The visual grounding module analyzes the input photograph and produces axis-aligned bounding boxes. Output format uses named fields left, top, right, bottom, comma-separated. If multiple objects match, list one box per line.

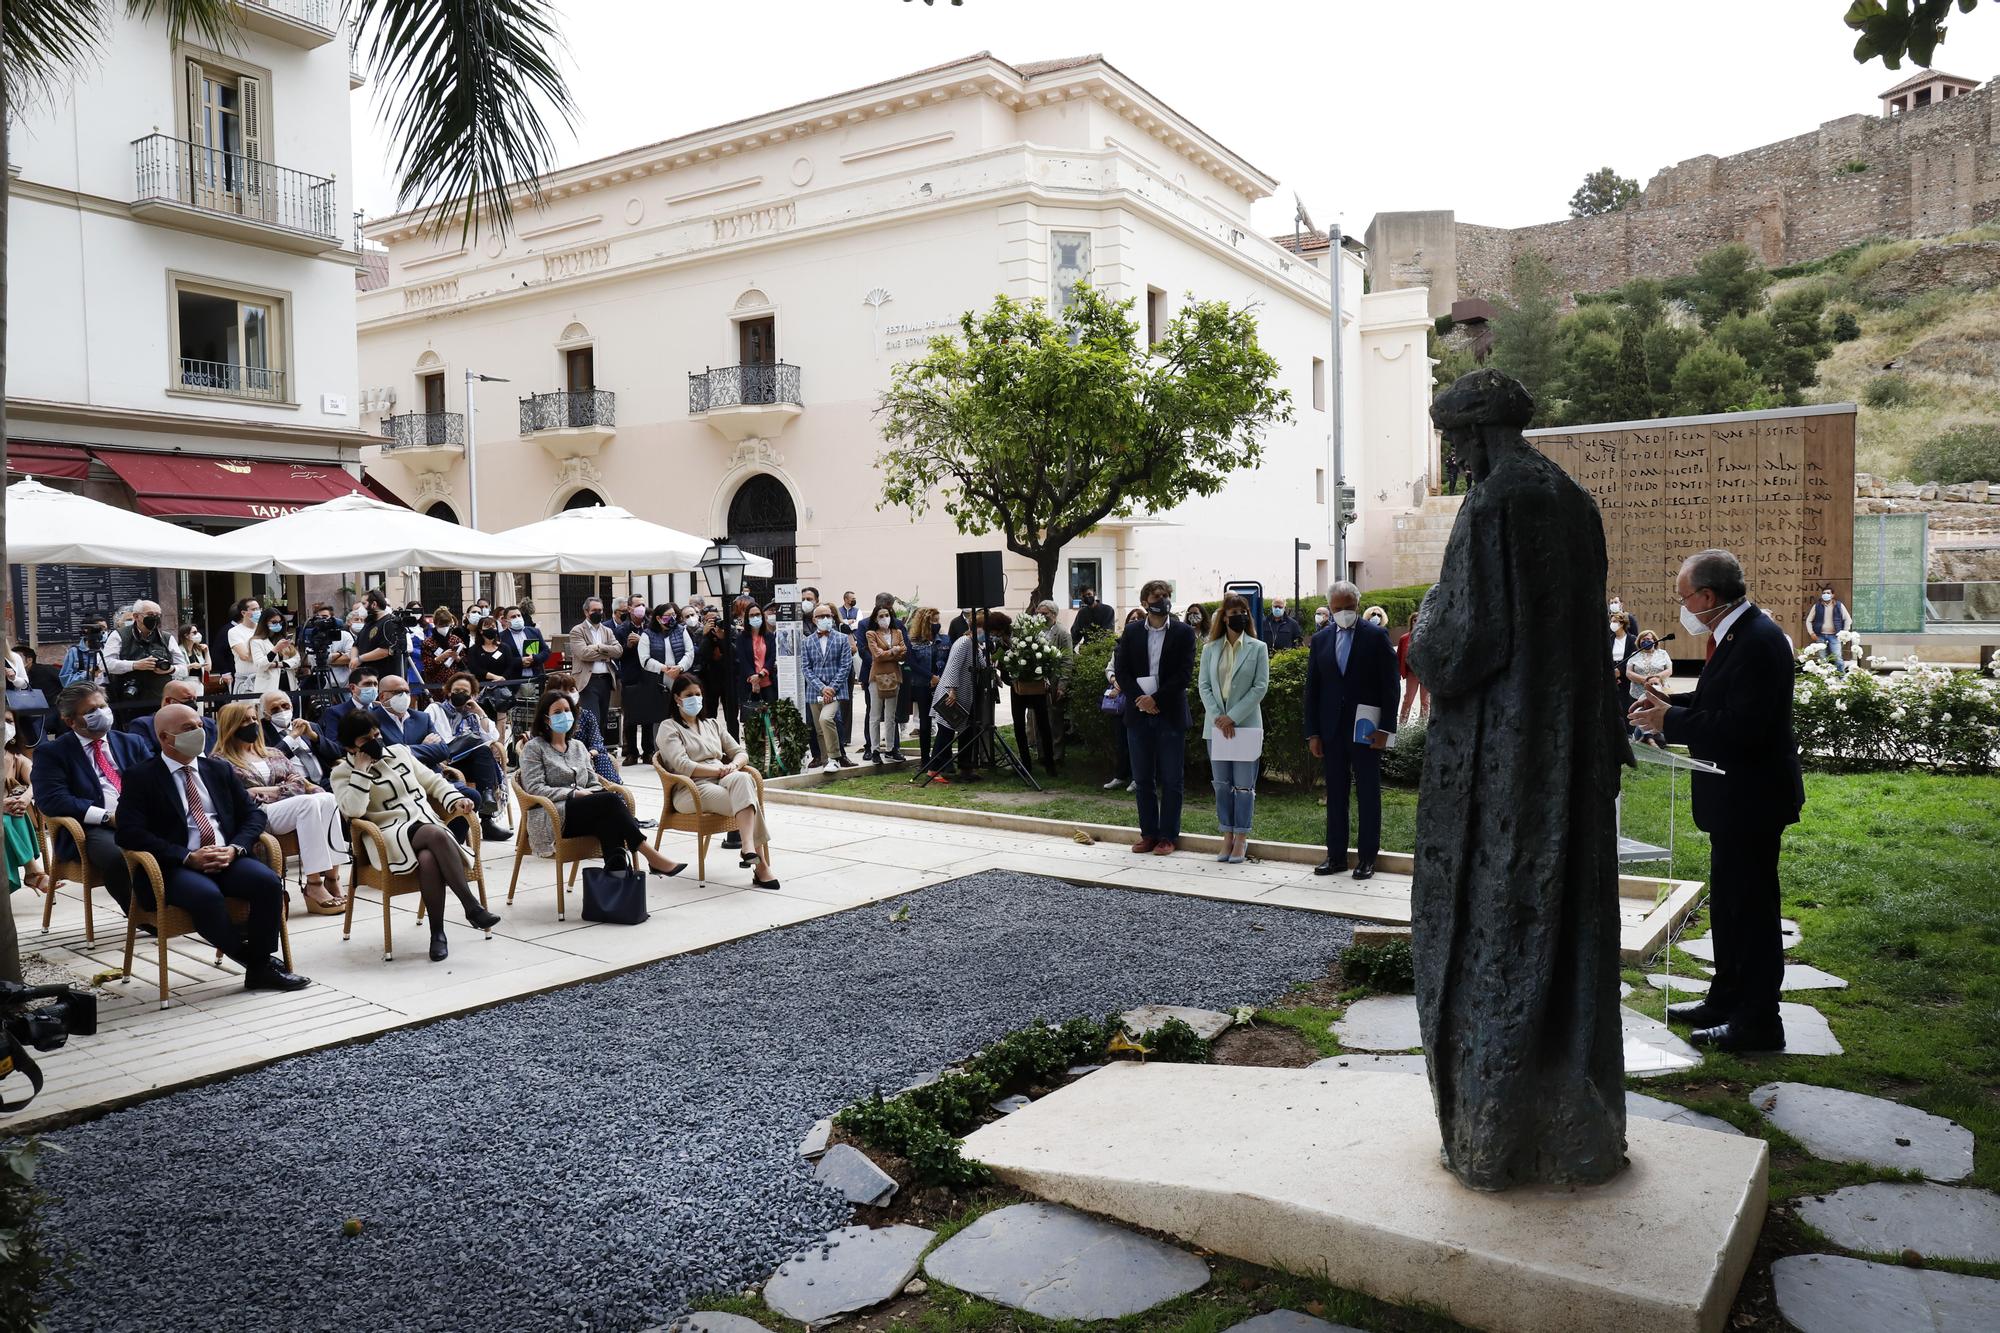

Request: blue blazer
left=370, top=703, right=439, bottom=750
left=30, top=728, right=156, bottom=860
left=113, top=754, right=267, bottom=872
left=1113, top=619, right=1198, bottom=729
left=1302, top=620, right=1401, bottom=747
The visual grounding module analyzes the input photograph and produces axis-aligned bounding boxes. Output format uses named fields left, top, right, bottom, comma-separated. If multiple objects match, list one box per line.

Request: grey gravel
left=37, top=870, right=1350, bottom=1332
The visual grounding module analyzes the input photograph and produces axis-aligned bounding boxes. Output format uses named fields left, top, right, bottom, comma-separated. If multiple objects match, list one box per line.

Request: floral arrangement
left=995, top=627, right=1066, bottom=689
left=1793, top=642, right=2000, bottom=773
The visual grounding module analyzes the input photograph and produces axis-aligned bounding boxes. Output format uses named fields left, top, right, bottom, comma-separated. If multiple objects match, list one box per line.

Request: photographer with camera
left=354, top=590, right=413, bottom=685
left=0, top=976, right=97, bottom=1110
left=106, top=601, right=187, bottom=711
left=59, top=616, right=112, bottom=690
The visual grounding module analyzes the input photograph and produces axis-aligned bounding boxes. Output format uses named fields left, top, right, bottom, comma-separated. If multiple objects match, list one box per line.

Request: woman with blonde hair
left=214, top=699, right=351, bottom=913
left=1362, top=605, right=1390, bottom=630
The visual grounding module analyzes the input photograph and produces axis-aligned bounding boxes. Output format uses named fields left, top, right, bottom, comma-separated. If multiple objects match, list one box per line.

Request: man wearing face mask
left=1069, top=587, right=1115, bottom=649
left=568, top=596, right=623, bottom=735
left=354, top=590, right=412, bottom=685
left=1607, top=595, right=1642, bottom=643
left=1261, top=599, right=1304, bottom=653
left=106, top=600, right=188, bottom=710
left=312, top=672, right=381, bottom=768
left=1629, top=549, right=1803, bottom=1053
left=1304, top=581, right=1400, bottom=879
left=499, top=605, right=550, bottom=680
left=258, top=689, right=326, bottom=786
left=31, top=684, right=149, bottom=914
left=1806, top=584, right=1851, bottom=674
left=124, top=678, right=215, bottom=758
left=60, top=616, right=114, bottom=691
left=370, top=675, right=510, bottom=842
left=801, top=602, right=854, bottom=771
left=1113, top=579, right=1197, bottom=855
left=1313, top=606, right=1332, bottom=635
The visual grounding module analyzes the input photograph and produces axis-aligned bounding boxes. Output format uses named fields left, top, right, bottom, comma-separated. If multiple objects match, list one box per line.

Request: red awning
left=93, top=449, right=367, bottom=520
left=5, top=441, right=92, bottom=480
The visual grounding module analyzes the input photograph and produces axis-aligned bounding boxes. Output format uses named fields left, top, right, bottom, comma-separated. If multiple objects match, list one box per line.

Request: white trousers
left=261, top=792, right=352, bottom=876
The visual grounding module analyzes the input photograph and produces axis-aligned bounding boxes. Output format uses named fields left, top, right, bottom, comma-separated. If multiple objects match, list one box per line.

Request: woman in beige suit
left=656, top=674, right=778, bottom=889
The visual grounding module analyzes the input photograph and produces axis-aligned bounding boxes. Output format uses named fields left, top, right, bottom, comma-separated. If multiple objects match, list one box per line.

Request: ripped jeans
left=1208, top=755, right=1258, bottom=835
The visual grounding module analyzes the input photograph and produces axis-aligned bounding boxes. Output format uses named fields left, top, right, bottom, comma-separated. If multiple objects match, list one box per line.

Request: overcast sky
left=347, top=0, right=2000, bottom=237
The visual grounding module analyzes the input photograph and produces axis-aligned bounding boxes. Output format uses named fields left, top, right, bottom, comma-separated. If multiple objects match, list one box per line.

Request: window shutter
left=185, top=59, right=203, bottom=146
left=238, top=74, right=265, bottom=213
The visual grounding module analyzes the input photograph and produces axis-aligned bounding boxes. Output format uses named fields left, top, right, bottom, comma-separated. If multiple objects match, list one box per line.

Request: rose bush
left=1793, top=643, right=1999, bottom=773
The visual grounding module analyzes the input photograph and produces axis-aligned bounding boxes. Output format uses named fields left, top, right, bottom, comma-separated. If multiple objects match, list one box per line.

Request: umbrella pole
left=25, top=563, right=38, bottom=653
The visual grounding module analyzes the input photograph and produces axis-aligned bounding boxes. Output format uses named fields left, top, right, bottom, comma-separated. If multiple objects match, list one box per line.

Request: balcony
left=233, top=0, right=337, bottom=49
left=348, top=29, right=365, bottom=88
left=178, top=358, right=286, bottom=404
left=519, top=389, right=616, bottom=460
left=378, top=411, right=465, bottom=474
left=131, top=134, right=341, bottom=254
left=688, top=363, right=803, bottom=442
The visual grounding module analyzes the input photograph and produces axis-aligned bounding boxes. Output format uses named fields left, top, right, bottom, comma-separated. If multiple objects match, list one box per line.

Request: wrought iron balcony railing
left=133, top=133, right=339, bottom=242
left=688, top=363, right=802, bottom=414
left=380, top=411, right=465, bottom=450
left=520, top=389, right=616, bottom=434
left=245, top=0, right=335, bottom=28
left=178, top=357, right=286, bottom=402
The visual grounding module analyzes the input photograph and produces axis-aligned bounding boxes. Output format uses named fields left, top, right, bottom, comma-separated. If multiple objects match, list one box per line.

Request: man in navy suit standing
left=1630, top=548, right=1804, bottom=1052
left=32, top=683, right=151, bottom=912
left=1303, top=581, right=1400, bottom=879
left=113, top=702, right=309, bottom=992
left=1113, top=578, right=1198, bottom=856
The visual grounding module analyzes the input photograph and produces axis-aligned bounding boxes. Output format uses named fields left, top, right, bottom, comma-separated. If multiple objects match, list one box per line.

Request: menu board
left=1527, top=406, right=1855, bottom=663
left=10, top=564, right=160, bottom=644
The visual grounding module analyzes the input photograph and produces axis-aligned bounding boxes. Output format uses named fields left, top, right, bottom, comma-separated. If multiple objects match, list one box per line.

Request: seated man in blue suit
left=32, top=683, right=150, bottom=912
left=122, top=678, right=215, bottom=757
left=1303, top=580, right=1400, bottom=881
left=371, top=674, right=510, bottom=842
left=114, top=702, right=309, bottom=993
left=312, top=671, right=380, bottom=769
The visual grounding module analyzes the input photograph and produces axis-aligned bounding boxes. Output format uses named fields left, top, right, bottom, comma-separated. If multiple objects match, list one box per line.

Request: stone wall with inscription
left=1527, top=405, right=1856, bottom=663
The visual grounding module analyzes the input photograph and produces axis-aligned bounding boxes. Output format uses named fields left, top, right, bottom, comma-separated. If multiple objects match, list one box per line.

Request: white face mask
left=1679, top=602, right=1717, bottom=638
left=815, top=618, right=833, bottom=634
left=1332, top=609, right=1359, bottom=629
left=1821, top=591, right=1833, bottom=602
left=269, top=710, right=293, bottom=730
left=1608, top=600, right=1622, bottom=613
left=800, top=599, right=816, bottom=614
left=1610, top=621, right=1623, bottom=634
left=876, top=614, right=891, bottom=627
left=385, top=693, right=412, bottom=714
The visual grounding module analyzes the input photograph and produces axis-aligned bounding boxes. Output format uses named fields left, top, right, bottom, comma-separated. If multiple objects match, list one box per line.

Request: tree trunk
left=1029, top=544, right=1062, bottom=611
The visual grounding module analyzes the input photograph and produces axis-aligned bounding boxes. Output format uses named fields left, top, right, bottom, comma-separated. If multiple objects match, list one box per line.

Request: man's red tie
left=93, top=740, right=122, bottom=792
left=181, top=765, right=217, bottom=848
left=1705, top=635, right=1716, bottom=661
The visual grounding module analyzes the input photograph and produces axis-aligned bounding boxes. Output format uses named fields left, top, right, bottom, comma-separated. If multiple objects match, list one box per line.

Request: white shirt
left=242, top=634, right=301, bottom=696
left=162, top=752, right=221, bottom=850
left=227, top=623, right=257, bottom=680
left=327, top=628, right=358, bottom=685
left=425, top=698, right=499, bottom=744
left=639, top=627, right=698, bottom=676
left=1145, top=620, right=1167, bottom=680
left=580, top=622, right=616, bottom=675
left=1710, top=601, right=1753, bottom=647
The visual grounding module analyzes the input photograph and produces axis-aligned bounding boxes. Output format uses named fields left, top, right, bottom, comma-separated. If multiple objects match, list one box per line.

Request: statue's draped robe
left=1409, top=446, right=1633, bottom=1191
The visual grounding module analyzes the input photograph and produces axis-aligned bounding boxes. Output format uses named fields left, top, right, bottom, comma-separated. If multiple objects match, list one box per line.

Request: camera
left=1, top=979, right=98, bottom=1113
left=300, top=612, right=342, bottom=684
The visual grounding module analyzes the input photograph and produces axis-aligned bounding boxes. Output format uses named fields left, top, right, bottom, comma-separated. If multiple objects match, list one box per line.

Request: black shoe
left=722, top=831, right=742, bottom=850
left=751, top=873, right=782, bottom=892
left=1351, top=860, right=1376, bottom=881
left=243, top=963, right=311, bottom=993
left=1690, top=1021, right=1786, bottom=1053
left=429, top=931, right=449, bottom=963
left=635, top=817, right=656, bottom=830
left=1667, top=1001, right=1724, bottom=1027
left=1313, top=858, right=1344, bottom=876
left=464, top=902, right=501, bottom=932
left=481, top=819, right=513, bottom=842
left=649, top=861, right=685, bottom=878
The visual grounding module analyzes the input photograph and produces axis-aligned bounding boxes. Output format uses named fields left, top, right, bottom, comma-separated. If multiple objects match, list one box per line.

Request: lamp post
left=697, top=538, right=748, bottom=600
left=1328, top=222, right=1348, bottom=583
left=464, top=369, right=508, bottom=603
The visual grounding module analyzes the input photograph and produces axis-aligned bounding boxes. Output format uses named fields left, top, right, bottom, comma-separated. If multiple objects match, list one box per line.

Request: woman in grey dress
left=519, top=688, right=682, bottom=876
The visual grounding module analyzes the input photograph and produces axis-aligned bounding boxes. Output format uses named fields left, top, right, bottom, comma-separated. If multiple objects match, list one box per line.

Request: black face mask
left=451, top=691, right=472, bottom=706
left=1081, top=595, right=1094, bottom=606
left=587, top=611, right=603, bottom=625
left=235, top=722, right=259, bottom=742
left=141, top=614, right=160, bottom=632
left=358, top=737, right=385, bottom=760
left=1226, top=613, right=1250, bottom=633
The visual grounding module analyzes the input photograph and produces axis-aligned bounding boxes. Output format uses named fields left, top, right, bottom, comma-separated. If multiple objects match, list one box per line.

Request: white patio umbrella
left=6, top=477, right=274, bottom=573
left=495, top=505, right=774, bottom=577
left=212, top=492, right=558, bottom=575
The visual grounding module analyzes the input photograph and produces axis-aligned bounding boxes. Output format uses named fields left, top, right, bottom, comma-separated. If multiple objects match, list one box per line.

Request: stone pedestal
left=961, top=1064, right=1767, bottom=1333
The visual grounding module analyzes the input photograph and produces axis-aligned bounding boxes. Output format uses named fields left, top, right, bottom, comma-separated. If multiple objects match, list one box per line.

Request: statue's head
left=1431, top=369, right=1535, bottom=483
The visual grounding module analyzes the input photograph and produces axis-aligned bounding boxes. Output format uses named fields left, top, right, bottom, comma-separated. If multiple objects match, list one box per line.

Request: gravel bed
left=36, top=870, right=1352, bottom=1332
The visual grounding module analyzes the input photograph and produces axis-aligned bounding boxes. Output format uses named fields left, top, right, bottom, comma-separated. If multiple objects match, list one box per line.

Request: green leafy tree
left=1689, top=244, right=1772, bottom=328
left=876, top=284, right=1292, bottom=606
left=1489, top=251, right=1564, bottom=410
left=1612, top=320, right=1653, bottom=420
left=1642, top=322, right=1700, bottom=407
left=1618, top=276, right=1668, bottom=332
left=1568, top=166, right=1641, bottom=218
left=1768, top=284, right=1832, bottom=393
left=1672, top=341, right=1760, bottom=415
left=1846, top=0, right=1982, bottom=69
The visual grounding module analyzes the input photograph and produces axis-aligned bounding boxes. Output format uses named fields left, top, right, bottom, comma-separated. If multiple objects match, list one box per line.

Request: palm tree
left=0, top=0, right=574, bottom=979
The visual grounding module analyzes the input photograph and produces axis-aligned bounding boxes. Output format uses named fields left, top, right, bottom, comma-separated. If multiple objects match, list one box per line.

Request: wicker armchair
left=650, top=756, right=765, bottom=881
left=119, top=834, right=292, bottom=1009
left=39, top=811, right=109, bottom=942
left=341, top=802, right=487, bottom=962
left=506, top=776, right=633, bottom=920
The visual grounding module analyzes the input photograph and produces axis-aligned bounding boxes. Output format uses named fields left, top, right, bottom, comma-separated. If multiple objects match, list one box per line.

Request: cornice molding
left=12, top=177, right=362, bottom=266
left=7, top=396, right=373, bottom=452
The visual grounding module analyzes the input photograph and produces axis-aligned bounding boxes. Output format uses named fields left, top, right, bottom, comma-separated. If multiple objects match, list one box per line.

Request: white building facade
left=6, top=0, right=371, bottom=642
left=356, top=53, right=1436, bottom=618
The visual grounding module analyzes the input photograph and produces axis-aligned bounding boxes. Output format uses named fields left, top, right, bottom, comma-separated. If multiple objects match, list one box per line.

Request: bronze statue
left=1409, top=369, right=1633, bottom=1192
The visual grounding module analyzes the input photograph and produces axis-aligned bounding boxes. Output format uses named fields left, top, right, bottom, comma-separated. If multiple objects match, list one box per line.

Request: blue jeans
left=1125, top=717, right=1186, bottom=842
left=1209, top=755, right=1258, bottom=835
left=1817, top=633, right=1846, bottom=673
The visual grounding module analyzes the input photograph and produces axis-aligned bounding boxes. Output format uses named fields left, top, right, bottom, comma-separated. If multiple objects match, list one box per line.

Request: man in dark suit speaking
left=1630, top=548, right=1803, bottom=1052
left=1304, top=580, right=1400, bottom=880
left=113, top=702, right=311, bottom=994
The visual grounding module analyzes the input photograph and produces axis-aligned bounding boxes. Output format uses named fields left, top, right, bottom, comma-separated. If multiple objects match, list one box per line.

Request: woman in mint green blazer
left=1198, top=593, right=1271, bottom=863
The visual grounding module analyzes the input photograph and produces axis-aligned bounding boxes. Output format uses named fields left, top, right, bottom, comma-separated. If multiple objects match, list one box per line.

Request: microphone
left=1654, top=632, right=1675, bottom=643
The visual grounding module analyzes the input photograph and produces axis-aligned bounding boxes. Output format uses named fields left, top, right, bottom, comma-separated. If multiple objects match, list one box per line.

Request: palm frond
left=350, top=0, right=577, bottom=243
left=126, top=0, right=239, bottom=51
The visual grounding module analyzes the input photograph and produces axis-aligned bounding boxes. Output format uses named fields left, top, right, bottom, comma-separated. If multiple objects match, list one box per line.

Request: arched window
left=558, top=489, right=611, bottom=615
left=419, top=503, right=463, bottom=612
left=727, top=474, right=796, bottom=603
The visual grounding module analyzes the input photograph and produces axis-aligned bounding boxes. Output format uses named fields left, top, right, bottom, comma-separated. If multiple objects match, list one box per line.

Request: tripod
left=914, top=617, right=1041, bottom=792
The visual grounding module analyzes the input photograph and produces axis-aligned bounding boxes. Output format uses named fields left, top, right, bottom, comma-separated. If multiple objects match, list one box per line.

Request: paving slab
left=1771, top=1253, right=2000, bottom=1333
left=1627, top=1091, right=1744, bottom=1137
left=1225, top=1311, right=1366, bottom=1333
left=1779, top=1002, right=1844, bottom=1056
left=924, top=1201, right=1210, bottom=1320
left=1646, top=972, right=1710, bottom=995
left=1679, top=919, right=1801, bottom=964
left=675, top=1314, right=770, bottom=1333
left=813, top=1143, right=899, bottom=1206
left=1122, top=1004, right=1236, bottom=1042
left=1622, top=1005, right=1703, bottom=1078
left=798, top=1118, right=831, bottom=1159
left=764, top=1224, right=934, bottom=1324
left=1794, top=1182, right=2000, bottom=1263
left=991, top=1095, right=1031, bottom=1115
left=1308, top=1053, right=1428, bottom=1075
left=1331, top=994, right=1421, bottom=1052
left=1750, top=1082, right=1974, bottom=1181
left=1779, top=963, right=1848, bottom=991
left=963, top=1063, right=1768, bottom=1333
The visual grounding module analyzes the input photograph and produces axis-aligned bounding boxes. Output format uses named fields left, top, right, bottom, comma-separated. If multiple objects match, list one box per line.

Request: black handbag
left=580, top=866, right=649, bottom=925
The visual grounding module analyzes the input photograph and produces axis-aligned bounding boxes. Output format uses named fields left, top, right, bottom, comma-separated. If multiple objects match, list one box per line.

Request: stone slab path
left=813, top=1143, right=898, bottom=1207
left=1309, top=1053, right=1428, bottom=1075
left=923, top=1202, right=1210, bottom=1320
left=1772, top=1253, right=2000, bottom=1333
left=1778, top=1002, right=1845, bottom=1055
left=1226, top=1312, right=1367, bottom=1333
left=1751, top=1082, right=1974, bottom=1180
left=764, top=1224, right=934, bottom=1323
left=1331, top=994, right=1421, bottom=1051
left=1122, top=1004, right=1236, bottom=1041
left=1627, top=1091, right=1743, bottom=1136
left=1795, top=1182, right=2000, bottom=1264
left=1621, top=1004, right=1702, bottom=1077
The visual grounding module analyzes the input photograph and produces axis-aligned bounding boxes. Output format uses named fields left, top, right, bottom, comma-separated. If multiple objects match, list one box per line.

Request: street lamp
left=462, top=369, right=509, bottom=532
left=697, top=538, right=748, bottom=599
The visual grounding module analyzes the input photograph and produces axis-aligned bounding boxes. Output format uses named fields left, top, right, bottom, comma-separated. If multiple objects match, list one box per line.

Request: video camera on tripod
left=0, top=980, right=98, bottom=1113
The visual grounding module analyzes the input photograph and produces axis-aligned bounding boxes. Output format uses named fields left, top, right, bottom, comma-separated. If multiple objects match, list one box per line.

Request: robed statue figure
left=1409, top=369, right=1634, bottom=1192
